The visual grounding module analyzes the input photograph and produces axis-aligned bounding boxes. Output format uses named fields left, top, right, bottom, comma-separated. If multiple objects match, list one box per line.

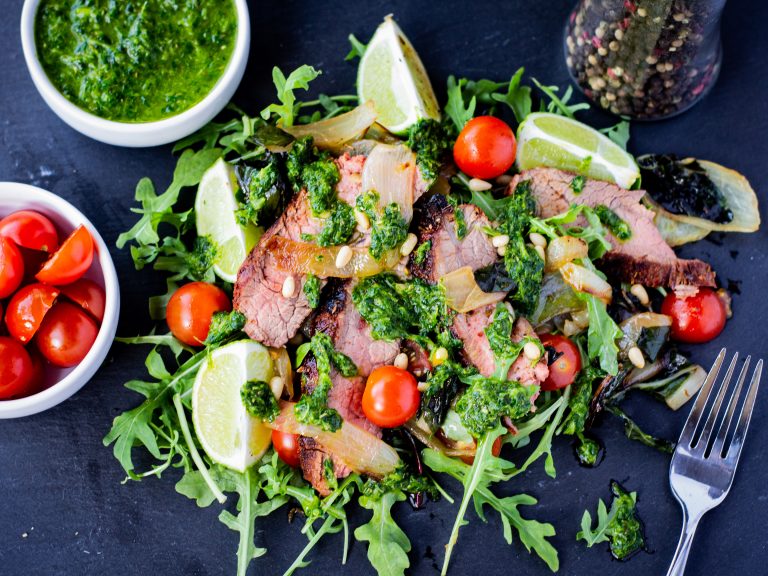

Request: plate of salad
left=102, top=14, right=761, bottom=576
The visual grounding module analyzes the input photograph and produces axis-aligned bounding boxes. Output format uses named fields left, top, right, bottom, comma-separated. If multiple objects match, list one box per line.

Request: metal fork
left=666, top=348, right=763, bottom=576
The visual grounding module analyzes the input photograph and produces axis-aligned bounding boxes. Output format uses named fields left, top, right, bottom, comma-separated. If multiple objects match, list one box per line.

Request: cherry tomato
left=272, top=429, right=301, bottom=468
left=5, top=283, right=60, bottom=344
left=362, top=366, right=420, bottom=428
left=661, top=288, right=726, bottom=344
left=18, top=246, right=51, bottom=284
left=36, top=224, right=94, bottom=285
left=0, top=237, right=25, bottom=299
left=453, top=116, right=517, bottom=179
left=60, top=278, right=106, bottom=323
left=0, top=210, right=59, bottom=252
left=36, top=302, right=99, bottom=367
left=539, top=333, right=582, bottom=391
left=166, top=282, right=231, bottom=346
left=0, top=336, right=35, bottom=399
left=460, top=436, right=502, bottom=465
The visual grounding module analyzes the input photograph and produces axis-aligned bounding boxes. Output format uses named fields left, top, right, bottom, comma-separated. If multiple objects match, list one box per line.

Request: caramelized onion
left=545, top=236, right=588, bottom=271
left=282, top=102, right=377, bottom=153
left=559, top=262, right=612, bottom=304
left=268, top=402, right=400, bottom=478
left=440, top=266, right=507, bottom=313
left=269, top=347, right=294, bottom=399
left=361, top=143, right=418, bottom=223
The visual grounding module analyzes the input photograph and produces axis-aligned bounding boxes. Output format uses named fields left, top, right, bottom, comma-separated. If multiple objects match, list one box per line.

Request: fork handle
left=666, top=510, right=703, bottom=576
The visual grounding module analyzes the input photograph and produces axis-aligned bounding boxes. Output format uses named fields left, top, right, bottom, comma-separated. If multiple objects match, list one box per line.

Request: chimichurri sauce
left=35, top=0, right=238, bottom=123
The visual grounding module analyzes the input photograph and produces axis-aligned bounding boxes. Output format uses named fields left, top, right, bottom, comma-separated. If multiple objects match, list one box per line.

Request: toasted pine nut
left=433, top=347, right=449, bottom=366
left=630, top=283, right=650, bottom=306
left=282, top=276, right=296, bottom=298
left=354, top=209, right=371, bottom=231
left=534, top=245, right=546, bottom=262
left=393, top=353, right=409, bottom=370
left=628, top=346, right=645, bottom=369
left=491, top=234, right=510, bottom=248
left=335, top=245, right=353, bottom=268
left=529, top=232, right=548, bottom=248
left=400, top=233, right=418, bottom=256
left=468, top=178, right=492, bottom=192
left=417, top=381, right=430, bottom=392
left=497, top=245, right=507, bottom=257
left=496, top=174, right=513, bottom=186
left=269, top=376, right=284, bottom=394
left=524, top=342, right=541, bottom=361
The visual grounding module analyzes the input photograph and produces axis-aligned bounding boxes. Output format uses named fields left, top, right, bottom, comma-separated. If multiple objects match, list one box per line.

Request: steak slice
left=508, top=168, right=715, bottom=288
left=451, top=303, right=549, bottom=386
left=409, top=194, right=498, bottom=283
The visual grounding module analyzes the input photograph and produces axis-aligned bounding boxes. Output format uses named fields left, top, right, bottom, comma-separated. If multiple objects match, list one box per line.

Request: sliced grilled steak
left=508, top=168, right=715, bottom=288
left=409, top=194, right=498, bottom=283
left=451, top=303, right=549, bottom=386
left=298, top=436, right=351, bottom=496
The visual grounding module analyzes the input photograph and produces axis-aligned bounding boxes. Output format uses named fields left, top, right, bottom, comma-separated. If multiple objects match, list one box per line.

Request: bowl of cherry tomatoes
left=0, top=182, right=119, bottom=418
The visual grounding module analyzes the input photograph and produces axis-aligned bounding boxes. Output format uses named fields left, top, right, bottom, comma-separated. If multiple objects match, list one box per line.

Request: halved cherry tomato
left=661, top=288, right=726, bottom=344
left=362, top=366, right=420, bottom=428
left=0, top=237, right=24, bottom=299
left=18, top=246, right=50, bottom=284
left=5, top=283, right=60, bottom=344
left=272, top=429, right=301, bottom=468
left=453, top=116, right=517, bottom=180
left=60, top=278, right=106, bottom=323
left=36, top=224, right=94, bottom=285
left=166, top=282, right=231, bottom=346
left=36, top=302, right=99, bottom=367
left=0, top=210, right=59, bottom=252
left=460, top=436, right=502, bottom=465
left=0, top=336, right=35, bottom=399
left=539, top=333, right=582, bottom=391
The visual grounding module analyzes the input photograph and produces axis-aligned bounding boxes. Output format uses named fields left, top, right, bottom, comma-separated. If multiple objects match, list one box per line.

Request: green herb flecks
left=578, top=481, right=645, bottom=561
left=559, top=365, right=605, bottom=437
left=241, top=380, right=280, bottom=422
left=234, top=158, right=287, bottom=227
left=405, top=118, right=454, bottom=182
left=455, top=376, right=537, bottom=439
left=205, top=311, right=246, bottom=346
left=316, top=201, right=356, bottom=246
left=595, top=205, right=632, bottom=241
left=356, top=191, right=409, bottom=260
left=570, top=175, right=586, bottom=194
left=303, top=274, right=322, bottom=309
left=413, top=240, right=431, bottom=266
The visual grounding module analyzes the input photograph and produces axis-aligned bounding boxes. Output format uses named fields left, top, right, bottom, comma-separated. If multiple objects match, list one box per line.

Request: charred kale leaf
left=234, top=156, right=288, bottom=227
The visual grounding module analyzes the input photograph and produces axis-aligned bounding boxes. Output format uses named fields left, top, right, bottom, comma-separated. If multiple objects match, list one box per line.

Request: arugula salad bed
left=105, top=16, right=757, bottom=576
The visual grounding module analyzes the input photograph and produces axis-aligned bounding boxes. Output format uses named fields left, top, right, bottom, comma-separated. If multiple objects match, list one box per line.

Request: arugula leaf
left=260, top=65, right=322, bottom=127
left=531, top=79, right=590, bottom=118
left=600, top=120, right=631, bottom=150
left=585, top=293, right=622, bottom=376
left=607, top=405, right=675, bottom=453
left=491, top=67, right=532, bottom=125
left=512, top=387, right=571, bottom=479
left=345, top=33, right=367, bottom=61
left=470, top=188, right=511, bottom=222
left=445, top=76, right=476, bottom=132
left=354, top=490, right=412, bottom=576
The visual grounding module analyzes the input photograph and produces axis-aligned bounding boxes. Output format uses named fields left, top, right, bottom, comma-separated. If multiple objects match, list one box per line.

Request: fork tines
left=677, top=348, right=763, bottom=463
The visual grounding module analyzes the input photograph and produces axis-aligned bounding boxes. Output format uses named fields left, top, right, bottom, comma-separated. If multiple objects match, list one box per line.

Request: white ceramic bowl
left=20, top=0, right=250, bottom=148
left=0, top=183, right=120, bottom=419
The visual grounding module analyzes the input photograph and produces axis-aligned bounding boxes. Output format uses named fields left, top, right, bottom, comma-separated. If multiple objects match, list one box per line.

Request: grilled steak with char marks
left=409, top=194, right=497, bottom=283
left=507, top=168, right=715, bottom=288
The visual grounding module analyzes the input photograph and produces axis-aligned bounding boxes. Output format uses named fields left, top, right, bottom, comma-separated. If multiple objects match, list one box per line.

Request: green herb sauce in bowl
left=35, top=0, right=238, bottom=123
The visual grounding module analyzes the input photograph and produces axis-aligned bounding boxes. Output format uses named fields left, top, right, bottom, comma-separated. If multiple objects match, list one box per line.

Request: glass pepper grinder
left=564, top=0, right=727, bottom=120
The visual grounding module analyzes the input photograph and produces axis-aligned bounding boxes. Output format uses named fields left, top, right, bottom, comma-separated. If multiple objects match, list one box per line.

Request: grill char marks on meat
left=508, top=168, right=715, bottom=288
left=409, top=194, right=497, bottom=283
left=297, top=279, right=398, bottom=495
left=451, top=303, right=549, bottom=386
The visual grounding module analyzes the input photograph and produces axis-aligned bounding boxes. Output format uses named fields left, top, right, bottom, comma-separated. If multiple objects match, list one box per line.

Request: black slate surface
left=1, top=1, right=767, bottom=575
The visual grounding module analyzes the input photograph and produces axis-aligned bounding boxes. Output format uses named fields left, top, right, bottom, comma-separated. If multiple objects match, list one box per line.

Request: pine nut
left=468, top=178, right=492, bottom=192
left=400, top=233, right=418, bottom=256
left=335, top=245, right=353, bottom=268
left=433, top=347, right=449, bottom=366
left=529, top=232, right=548, bottom=248
left=628, top=346, right=645, bottom=369
left=496, top=174, right=513, bottom=186
left=491, top=234, right=510, bottom=248
left=524, top=342, right=541, bottom=361
left=282, top=276, right=296, bottom=298
left=630, top=283, right=650, bottom=306
left=393, top=353, right=409, bottom=370
left=354, top=209, right=371, bottom=231
left=497, top=245, right=507, bottom=257
left=534, top=245, right=546, bottom=262
left=417, top=381, right=430, bottom=392
left=269, top=376, right=284, bottom=394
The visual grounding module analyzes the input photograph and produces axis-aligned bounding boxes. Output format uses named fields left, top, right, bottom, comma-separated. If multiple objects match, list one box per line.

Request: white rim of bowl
left=19, top=0, right=250, bottom=138
left=0, top=183, right=120, bottom=418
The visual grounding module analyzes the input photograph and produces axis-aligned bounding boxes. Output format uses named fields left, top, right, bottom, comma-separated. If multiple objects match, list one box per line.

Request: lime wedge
left=192, top=340, right=279, bottom=472
left=516, top=112, right=640, bottom=189
left=195, top=158, right=261, bottom=282
left=357, top=15, right=440, bottom=134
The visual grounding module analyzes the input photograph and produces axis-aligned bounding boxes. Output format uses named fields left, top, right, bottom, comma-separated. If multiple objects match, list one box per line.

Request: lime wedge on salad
left=192, top=340, right=279, bottom=472
left=357, top=15, right=440, bottom=134
left=516, top=112, right=640, bottom=189
left=195, top=158, right=261, bottom=283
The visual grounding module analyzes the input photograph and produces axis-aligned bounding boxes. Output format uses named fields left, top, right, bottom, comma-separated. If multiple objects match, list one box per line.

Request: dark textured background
left=1, top=1, right=767, bottom=575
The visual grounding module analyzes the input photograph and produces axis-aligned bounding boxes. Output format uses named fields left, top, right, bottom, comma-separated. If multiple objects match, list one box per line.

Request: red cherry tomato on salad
left=36, top=224, right=94, bottom=285
left=460, top=436, right=502, bottom=465
left=661, top=288, right=726, bottom=344
left=272, top=429, right=301, bottom=468
left=0, top=210, right=59, bottom=252
left=0, top=336, right=35, bottom=399
left=166, top=282, right=231, bottom=347
left=453, top=116, right=517, bottom=179
left=539, top=333, right=582, bottom=391
left=0, top=237, right=25, bottom=299
left=60, top=278, right=106, bottom=323
left=36, top=301, right=99, bottom=367
left=5, top=283, right=60, bottom=344
left=362, top=366, right=420, bottom=428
